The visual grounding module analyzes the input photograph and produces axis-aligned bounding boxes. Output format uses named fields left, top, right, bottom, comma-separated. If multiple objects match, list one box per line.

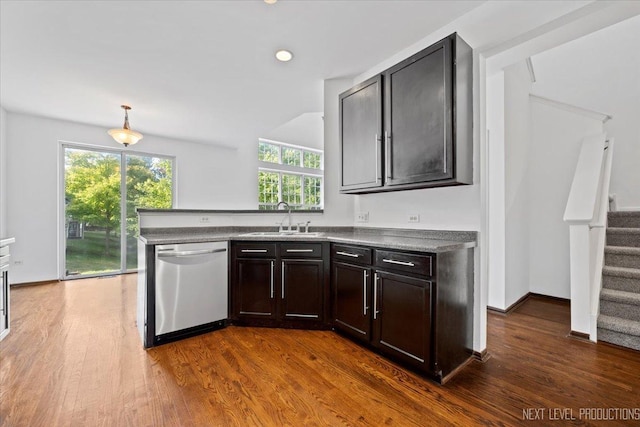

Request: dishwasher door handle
left=157, top=248, right=227, bottom=258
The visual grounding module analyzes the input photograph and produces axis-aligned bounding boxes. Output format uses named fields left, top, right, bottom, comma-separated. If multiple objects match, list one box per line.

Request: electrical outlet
left=356, top=212, right=369, bottom=223
left=200, top=216, right=210, bottom=223
left=408, top=213, right=420, bottom=223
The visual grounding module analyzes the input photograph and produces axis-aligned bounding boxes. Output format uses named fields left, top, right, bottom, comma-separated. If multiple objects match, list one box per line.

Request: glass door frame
left=59, top=141, right=175, bottom=280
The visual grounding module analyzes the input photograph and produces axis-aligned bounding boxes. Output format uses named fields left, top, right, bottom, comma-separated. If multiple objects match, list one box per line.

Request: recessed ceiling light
left=264, top=0, right=277, bottom=4
left=275, top=49, right=293, bottom=62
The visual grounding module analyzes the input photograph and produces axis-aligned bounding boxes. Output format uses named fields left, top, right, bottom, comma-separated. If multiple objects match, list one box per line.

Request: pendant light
left=108, top=105, right=143, bottom=147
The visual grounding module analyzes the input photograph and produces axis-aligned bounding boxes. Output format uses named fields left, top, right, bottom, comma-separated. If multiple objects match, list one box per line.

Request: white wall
left=322, top=79, right=356, bottom=226
left=606, top=95, right=640, bottom=210
left=6, top=105, right=352, bottom=283
left=504, top=62, right=532, bottom=308
left=529, top=99, right=603, bottom=298
left=486, top=71, right=506, bottom=309
left=5, top=112, right=246, bottom=283
left=0, top=107, right=7, bottom=238
left=486, top=61, right=533, bottom=310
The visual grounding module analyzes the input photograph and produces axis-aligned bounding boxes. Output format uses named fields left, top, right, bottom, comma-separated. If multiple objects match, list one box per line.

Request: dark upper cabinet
left=384, top=38, right=452, bottom=186
left=339, top=33, right=472, bottom=194
left=339, top=75, right=383, bottom=192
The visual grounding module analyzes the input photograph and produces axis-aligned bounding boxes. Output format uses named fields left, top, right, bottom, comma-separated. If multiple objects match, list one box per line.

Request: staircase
left=598, top=211, right=640, bottom=351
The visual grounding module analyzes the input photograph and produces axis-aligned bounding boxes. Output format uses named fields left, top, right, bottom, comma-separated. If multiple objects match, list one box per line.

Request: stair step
left=598, top=315, right=640, bottom=337
left=609, top=211, right=640, bottom=228
left=598, top=314, right=640, bottom=351
left=603, top=266, right=640, bottom=293
left=607, top=227, right=640, bottom=248
left=600, top=288, right=640, bottom=322
left=597, top=328, right=640, bottom=351
left=604, top=246, right=640, bottom=269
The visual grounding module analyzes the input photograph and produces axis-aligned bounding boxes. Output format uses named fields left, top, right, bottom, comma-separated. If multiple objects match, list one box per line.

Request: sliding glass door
left=63, top=145, right=173, bottom=278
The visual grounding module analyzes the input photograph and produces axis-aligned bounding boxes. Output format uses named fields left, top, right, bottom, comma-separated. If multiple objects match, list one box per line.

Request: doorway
left=62, top=145, right=173, bottom=278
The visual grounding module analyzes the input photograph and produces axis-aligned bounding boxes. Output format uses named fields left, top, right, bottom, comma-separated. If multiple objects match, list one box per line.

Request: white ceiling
left=0, top=0, right=484, bottom=148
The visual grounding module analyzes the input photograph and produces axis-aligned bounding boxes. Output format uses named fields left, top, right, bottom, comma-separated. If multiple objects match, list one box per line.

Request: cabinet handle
left=363, top=270, right=369, bottom=316
left=373, top=273, right=379, bottom=320
left=281, top=262, right=285, bottom=299
left=384, top=131, right=392, bottom=181
left=375, top=133, right=381, bottom=182
left=382, top=258, right=415, bottom=267
left=336, top=251, right=360, bottom=258
left=242, top=249, right=268, bottom=253
left=270, top=261, right=274, bottom=299
left=286, top=249, right=314, bottom=253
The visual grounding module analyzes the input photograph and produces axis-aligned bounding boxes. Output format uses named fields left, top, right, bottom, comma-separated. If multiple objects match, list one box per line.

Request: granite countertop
left=139, top=227, right=476, bottom=253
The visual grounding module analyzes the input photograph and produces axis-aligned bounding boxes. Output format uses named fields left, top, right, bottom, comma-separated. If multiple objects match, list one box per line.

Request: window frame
left=257, top=138, right=324, bottom=210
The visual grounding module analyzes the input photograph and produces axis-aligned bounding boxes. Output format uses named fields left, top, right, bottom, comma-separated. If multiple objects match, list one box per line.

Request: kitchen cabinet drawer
left=235, top=243, right=277, bottom=258
left=279, top=243, right=322, bottom=258
left=332, top=244, right=372, bottom=265
left=375, top=250, right=432, bottom=277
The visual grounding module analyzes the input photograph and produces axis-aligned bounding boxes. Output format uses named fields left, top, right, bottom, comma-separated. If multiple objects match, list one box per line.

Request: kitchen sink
left=238, top=231, right=323, bottom=237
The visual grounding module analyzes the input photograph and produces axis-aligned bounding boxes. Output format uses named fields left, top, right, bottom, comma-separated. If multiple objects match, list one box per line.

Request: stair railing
left=564, top=133, right=614, bottom=341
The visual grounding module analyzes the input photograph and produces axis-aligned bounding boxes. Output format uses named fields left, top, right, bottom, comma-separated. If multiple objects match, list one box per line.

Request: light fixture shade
left=108, top=128, right=143, bottom=146
left=108, top=104, right=143, bottom=147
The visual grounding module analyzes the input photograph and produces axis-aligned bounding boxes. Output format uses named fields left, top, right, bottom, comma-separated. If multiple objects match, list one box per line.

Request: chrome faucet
left=276, top=201, right=292, bottom=232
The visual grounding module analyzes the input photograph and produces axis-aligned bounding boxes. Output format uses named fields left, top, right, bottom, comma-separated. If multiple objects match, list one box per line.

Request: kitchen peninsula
left=137, top=209, right=476, bottom=384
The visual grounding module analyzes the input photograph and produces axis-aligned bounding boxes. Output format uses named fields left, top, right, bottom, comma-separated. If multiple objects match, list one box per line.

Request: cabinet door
left=339, top=75, right=383, bottom=192
left=384, top=37, right=453, bottom=186
left=332, top=262, right=371, bottom=342
left=281, top=259, right=323, bottom=321
left=373, top=270, right=432, bottom=372
left=0, top=271, right=6, bottom=334
left=234, top=258, right=276, bottom=319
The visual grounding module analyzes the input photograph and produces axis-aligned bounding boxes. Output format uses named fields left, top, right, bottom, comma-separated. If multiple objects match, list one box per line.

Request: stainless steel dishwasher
left=154, top=241, right=228, bottom=340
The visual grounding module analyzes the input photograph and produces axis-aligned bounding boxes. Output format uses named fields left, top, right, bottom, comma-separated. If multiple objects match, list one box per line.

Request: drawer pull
left=382, top=259, right=415, bottom=267
left=241, top=249, right=268, bottom=253
left=336, top=251, right=360, bottom=258
left=286, top=249, right=314, bottom=253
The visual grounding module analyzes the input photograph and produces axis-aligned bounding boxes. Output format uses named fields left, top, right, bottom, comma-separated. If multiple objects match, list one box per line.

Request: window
left=257, top=139, right=323, bottom=210
left=63, top=145, right=174, bottom=278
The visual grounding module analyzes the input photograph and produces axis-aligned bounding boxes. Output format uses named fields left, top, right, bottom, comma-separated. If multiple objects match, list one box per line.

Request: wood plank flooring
left=1, top=275, right=639, bottom=426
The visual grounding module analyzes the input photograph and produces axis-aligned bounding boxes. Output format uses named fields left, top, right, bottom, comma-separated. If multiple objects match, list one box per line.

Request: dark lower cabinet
left=231, top=242, right=328, bottom=328
left=235, top=258, right=275, bottom=318
left=281, top=259, right=323, bottom=320
left=331, top=243, right=473, bottom=384
left=372, top=270, right=431, bottom=372
left=332, top=262, right=372, bottom=343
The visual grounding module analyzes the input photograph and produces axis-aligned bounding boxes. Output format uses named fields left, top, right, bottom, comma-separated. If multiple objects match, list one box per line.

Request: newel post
left=568, top=223, right=591, bottom=337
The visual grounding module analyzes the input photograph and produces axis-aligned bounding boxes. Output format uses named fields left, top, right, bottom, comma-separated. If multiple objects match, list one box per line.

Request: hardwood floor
left=1, top=276, right=639, bottom=426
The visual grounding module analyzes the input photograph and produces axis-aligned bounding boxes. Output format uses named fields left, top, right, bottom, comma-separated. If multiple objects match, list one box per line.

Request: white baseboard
left=617, top=206, right=640, bottom=212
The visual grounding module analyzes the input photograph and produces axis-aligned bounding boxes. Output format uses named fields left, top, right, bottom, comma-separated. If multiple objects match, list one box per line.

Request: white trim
left=616, top=206, right=640, bottom=212
left=525, top=57, right=536, bottom=83
left=530, top=95, right=612, bottom=123
left=259, top=137, right=323, bottom=153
